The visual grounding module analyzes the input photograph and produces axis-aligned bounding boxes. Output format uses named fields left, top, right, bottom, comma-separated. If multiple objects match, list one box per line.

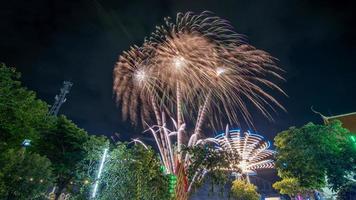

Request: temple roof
left=322, top=112, right=356, bottom=133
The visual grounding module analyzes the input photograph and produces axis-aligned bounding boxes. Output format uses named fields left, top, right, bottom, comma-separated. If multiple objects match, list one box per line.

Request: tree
left=337, top=181, right=356, bottom=200
left=184, top=145, right=241, bottom=194
left=274, top=120, right=356, bottom=191
left=273, top=177, right=306, bottom=198
left=230, top=179, right=260, bottom=200
left=72, top=135, right=110, bottom=199
left=97, top=143, right=170, bottom=200
left=0, top=149, right=54, bottom=200
left=37, top=115, right=89, bottom=196
left=0, top=63, right=49, bottom=152
left=0, top=63, right=99, bottom=198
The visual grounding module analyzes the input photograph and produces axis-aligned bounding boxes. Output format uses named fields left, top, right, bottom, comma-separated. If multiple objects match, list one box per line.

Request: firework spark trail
left=113, top=11, right=285, bottom=197
left=162, top=112, right=176, bottom=172
left=150, top=95, right=172, bottom=167
left=114, top=12, right=283, bottom=130
left=192, top=90, right=212, bottom=143
left=176, top=83, right=183, bottom=160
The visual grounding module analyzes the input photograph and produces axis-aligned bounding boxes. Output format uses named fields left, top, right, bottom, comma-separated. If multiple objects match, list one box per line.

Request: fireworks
left=113, top=11, right=285, bottom=198
left=114, top=11, right=285, bottom=129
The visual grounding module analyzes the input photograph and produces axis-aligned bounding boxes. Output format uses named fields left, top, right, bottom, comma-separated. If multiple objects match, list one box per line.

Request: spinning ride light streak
left=214, top=126, right=275, bottom=175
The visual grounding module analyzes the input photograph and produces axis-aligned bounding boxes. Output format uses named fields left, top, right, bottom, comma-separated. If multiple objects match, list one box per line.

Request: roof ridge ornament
left=311, top=106, right=327, bottom=120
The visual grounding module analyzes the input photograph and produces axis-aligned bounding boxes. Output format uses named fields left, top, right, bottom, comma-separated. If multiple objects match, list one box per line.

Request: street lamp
left=21, top=139, right=31, bottom=156
left=21, top=139, right=31, bottom=147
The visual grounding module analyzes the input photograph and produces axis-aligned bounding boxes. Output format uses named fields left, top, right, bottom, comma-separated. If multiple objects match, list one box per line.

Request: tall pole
left=48, top=81, right=73, bottom=198
left=246, top=174, right=250, bottom=183
left=49, top=81, right=73, bottom=116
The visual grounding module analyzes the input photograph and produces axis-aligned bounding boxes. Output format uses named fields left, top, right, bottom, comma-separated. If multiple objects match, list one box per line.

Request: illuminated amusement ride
left=214, top=126, right=275, bottom=182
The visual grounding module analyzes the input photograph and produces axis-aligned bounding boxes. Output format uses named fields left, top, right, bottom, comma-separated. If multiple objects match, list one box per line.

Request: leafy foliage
left=273, top=177, right=306, bottom=197
left=337, top=181, right=356, bottom=200
left=0, top=63, right=113, bottom=199
left=230, top=179, right=260, bottom=200
left=0, top=149, right=54, bottom=200
left=37, top=115, right=89, bottom=194
left=0, top=64, right=55, bottom=199
left=97, top=143, right=170, bottom=200
left=72, top=135, right=110, bottom=199
left=274, top=121, right=356, bottom=191
left=0, top=63, right=49, bottom=152
left=184, top=145, right=241, bottom=193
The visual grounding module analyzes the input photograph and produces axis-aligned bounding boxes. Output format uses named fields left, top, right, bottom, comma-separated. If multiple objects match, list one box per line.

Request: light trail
left=91, top=148, right=108, bottom=199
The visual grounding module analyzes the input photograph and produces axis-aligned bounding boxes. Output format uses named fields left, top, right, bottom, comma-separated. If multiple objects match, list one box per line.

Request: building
left=321, top=112, right=356, bottom=132
left=314, top=110, right=356, bottom=199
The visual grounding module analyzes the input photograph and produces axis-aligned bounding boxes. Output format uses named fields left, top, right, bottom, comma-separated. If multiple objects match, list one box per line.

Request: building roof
left=322, top=112, right=356, bottom=133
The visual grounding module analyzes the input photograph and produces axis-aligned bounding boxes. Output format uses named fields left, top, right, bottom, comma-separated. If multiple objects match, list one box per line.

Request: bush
left=230, top=179, right=260, bottom=200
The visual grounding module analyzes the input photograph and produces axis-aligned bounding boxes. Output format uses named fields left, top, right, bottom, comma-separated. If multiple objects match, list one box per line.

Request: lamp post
left=20, top=139, right=31, bottom=157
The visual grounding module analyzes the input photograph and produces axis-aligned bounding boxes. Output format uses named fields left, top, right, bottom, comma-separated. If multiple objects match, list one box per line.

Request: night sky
left=1, top=0, right=355, bottom=143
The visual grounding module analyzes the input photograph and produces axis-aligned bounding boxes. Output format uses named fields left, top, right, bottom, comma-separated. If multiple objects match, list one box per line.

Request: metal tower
left=49, top=81, right=73, bottom=116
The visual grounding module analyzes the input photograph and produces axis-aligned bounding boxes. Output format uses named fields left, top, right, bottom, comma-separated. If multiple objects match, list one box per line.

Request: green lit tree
left=0, top=63, right=50, bottom=152
left=37, top=115, right=89, bottom=196
left=184, top=145, right=241, bottom=195
left=230, top=179, right=260, bottom=200
left=274, top=120, right=356, bottom=191
left=72, top=135, right=110, bottom=199
left=97, top=143, right=170, bottom=200
left=0, top=63, right=103, bottom=199
left=0, top=63, right=55, bottom=199
left=0, top=149, right=54, bottom=200
left=273, top=177, right=307, bottom=198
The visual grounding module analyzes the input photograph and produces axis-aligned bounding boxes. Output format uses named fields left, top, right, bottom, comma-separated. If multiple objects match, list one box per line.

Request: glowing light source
left=173, top=56, right=186, bottom=69
left=215, top=126, right=275, bottom=174
left=351, top=135, right=356, bottom=142
left=238, top=161, right=248, bottom=172
left=216, top=67, right=226, bottom=76
left=91, top=148, right=108, bottom=199
left=21, top=139, right=31, bottom=147
left=134, top=69, right=147, bottom=85
left=168, top=174, right=177, bottom=197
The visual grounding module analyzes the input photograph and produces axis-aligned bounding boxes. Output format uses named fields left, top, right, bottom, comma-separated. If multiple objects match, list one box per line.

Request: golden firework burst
left=114, top=11, right=285, bottom=128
